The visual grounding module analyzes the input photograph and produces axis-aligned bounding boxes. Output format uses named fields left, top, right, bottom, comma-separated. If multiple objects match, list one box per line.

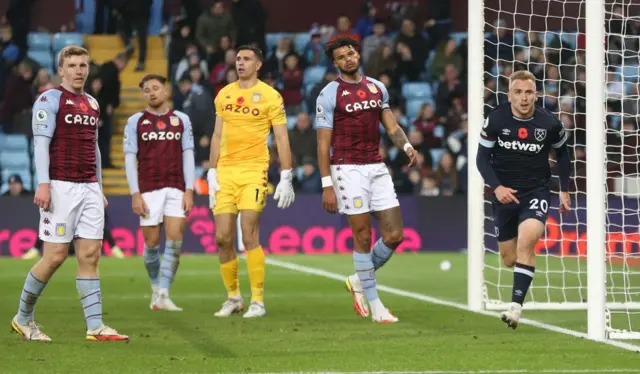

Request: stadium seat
left=0, top=132, right=6, bottom=150
left=0, top=151, right=30, bottom=169
left=266, top=33, right=282, bottom=54
left=52, top=32, right=84, bottom=53
left=294, top=33, right=311, bottom=53
left=3, top=134, right=28, bottom=151
left=28, top=32, right=52, bottom=51
left=0, top=183, right=8, bottom=195
left=402, top=82, right=433, bottom=101
left=405, top=99, right=427, bottom=120
left=27, top=50, right=54, bottom=71
left=449, top=32, right=467, bottom=47
left=286, top=115, right=298, bottom=129
left=295, top=166, right=304, bottom=181
left=430, top=148, right=446, bottom=166
left=1, top=168, right=32, bottom=187
left=619, top=65, right=640, bottom=83
left=303, top=66, right=326, bottom=86
left=560, top=32, right=578, bottom=49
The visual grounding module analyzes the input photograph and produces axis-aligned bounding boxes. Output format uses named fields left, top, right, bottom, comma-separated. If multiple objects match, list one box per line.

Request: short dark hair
left=139, top=74, right=167, bottom=88
left=237, top=45, right=264, bottom=62
left=326, top=37, right=360, bottom=61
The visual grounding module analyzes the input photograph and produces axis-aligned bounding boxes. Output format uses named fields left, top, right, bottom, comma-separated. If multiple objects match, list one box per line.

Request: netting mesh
left=481, top=0, right=640, bottom=337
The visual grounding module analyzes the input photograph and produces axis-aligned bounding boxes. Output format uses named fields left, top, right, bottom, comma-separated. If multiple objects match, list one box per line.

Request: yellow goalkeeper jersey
left=214, top=80, right=287, bottom=167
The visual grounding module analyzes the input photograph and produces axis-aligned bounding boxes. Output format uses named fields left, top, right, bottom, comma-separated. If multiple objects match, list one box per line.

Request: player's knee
left=77, top=245, right=101, bottom=267
left=353, top=228, right=372, bottom=250
left=382, top=229, right=404, bottom=248
left=502, top=252, right=517, bottom=268
left=216, top=233, right=234, bottom=252
left=45, top=251, right=68, bottom=269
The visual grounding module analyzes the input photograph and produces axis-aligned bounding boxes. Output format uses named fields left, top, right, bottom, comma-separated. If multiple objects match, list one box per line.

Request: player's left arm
left=180, top=112, right=196, bottom=214
left=269, top=92, right=295, bottom=208
left=376, top=81, right=417, bottom=166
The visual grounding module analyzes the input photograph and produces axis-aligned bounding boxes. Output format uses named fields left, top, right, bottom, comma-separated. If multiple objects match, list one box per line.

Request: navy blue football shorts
left=491, top=187, right=550, bottom=242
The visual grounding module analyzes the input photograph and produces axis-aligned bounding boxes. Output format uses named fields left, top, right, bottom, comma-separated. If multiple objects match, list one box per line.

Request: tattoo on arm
left=389, top=127, right=410, bottom=149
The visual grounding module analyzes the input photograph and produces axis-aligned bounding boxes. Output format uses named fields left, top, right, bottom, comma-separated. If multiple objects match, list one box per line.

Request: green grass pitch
left=0, top=253, right=639, bottom=373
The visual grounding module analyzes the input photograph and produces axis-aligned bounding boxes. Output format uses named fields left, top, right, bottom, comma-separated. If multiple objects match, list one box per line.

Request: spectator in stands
left=32, top=68, right=53, bottom=97
left=178, top=76, right=215, bottom=167
left=175, top=43, right=209, bottom=84
left=281, top=53, right=303, bottom=115
left=209, top=47, right=235, bottom=89
left=302, top=28, right=327, bottom=67
left=208, top=35, right=232, bottom=67
left=264, top=36, right=295, bottom=75
left=435, top=64, right=465, bottom=118
left=196, top=1, right=237, bottom=57
left=114, top=0, right=152, bottom=71
left=355, top=4, right=377, bottom=39
left=412, top=103, right=442, bottom=148
left=419, top=176, right=440, bottom=196
left=329, top=16, right=361, bottom=44
left=289, top=112, right=316, bottom=167
left=395, top=19, right=428, bottom=81
left=97, top=53, right=126, bottom=152
left=0, top=60, right=32, bottom=134
left=429, top=37, right=463, bottom=82
left=484, top=18, right=513, bottom=70
left=377, top=72, right=404, bottom=108
left=4, top=0, right=29, bottom=61
left=424, top=0, right=451, bottom=52
left=89, top=77, right=114, bottom=169
left=361, top=18, right=389, bottom=64
left=296, top=155, right=322, bottom=193
left=168, top=20, right=196, bottom=81
left=2, top=174, right=30, bottom=196
left=0, top=25, right=19, bottom=65
left=231, top=0, right=268, bottom=53
left=434, top=151, right=458, bottom=196
left=365, top=44, right=396, bottom=80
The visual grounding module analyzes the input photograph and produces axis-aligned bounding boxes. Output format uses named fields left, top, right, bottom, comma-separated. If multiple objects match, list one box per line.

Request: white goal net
left=468, top=0, right=640, bottom=341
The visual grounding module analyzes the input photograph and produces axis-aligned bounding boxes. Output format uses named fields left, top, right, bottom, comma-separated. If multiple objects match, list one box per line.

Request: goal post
left=467, top=0, right=640, bottom=341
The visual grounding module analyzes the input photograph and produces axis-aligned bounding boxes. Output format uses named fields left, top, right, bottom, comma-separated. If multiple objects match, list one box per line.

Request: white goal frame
left=466, top=0, right=640, bottom=342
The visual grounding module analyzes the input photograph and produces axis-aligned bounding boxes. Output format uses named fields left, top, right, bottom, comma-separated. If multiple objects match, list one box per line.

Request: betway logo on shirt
left=497, top=138, right=543, bottom=153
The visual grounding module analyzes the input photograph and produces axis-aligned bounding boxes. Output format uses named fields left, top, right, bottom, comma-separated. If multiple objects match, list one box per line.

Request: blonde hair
left=57, top=45, right=90, bottom=68
left=509, top=70, right=536, bottom=86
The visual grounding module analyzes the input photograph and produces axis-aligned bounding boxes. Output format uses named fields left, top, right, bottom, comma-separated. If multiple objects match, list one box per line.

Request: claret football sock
left=512, top=262, right=535, bottom=305
left=353, top=251, right=379, bottom=302
left=220, top=257, right=240, bottom=298
left=17, top=271, right=47, bottom=325
left=246, top=246, right=266, bottom=304
left=159, top=240, right=182, bottom=292
left=143, top=244, right=160, bottom=287
left=371, top=238, right=394, bottom=270
left=77, top=277, right=103, bottom=331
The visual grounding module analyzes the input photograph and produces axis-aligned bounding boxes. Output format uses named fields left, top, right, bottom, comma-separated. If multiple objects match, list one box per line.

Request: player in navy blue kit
left=476, top=70, right=571, bottom=329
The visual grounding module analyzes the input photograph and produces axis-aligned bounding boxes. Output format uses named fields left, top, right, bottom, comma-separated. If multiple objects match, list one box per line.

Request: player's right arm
left=475, top=115, right=519, bottom=204
left=123, top=113, right=148, bottom=217
left=32, top=90, right=61, bottom=210
left=207, top=96, right=224, bottom=209
left=316, top=85, right=338, bottom=214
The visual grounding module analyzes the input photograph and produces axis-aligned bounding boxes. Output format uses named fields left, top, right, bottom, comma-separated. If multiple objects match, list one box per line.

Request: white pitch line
left=264, top=258, right=640, bottom=353
left=240, top=371, right=640, bottom=374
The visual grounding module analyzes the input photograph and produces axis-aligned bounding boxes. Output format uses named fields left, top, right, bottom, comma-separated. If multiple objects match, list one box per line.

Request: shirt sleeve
left=552, top=118, right=569, bottom=148
left=268, top=91, right=287, bottom=126
left=32, top=90, right=62, bottom=138
left=177, top=111, right=195, bottom=151
left=315, top=82, right=338, bottom=130
left=123, top=113, right=140, bottom=154
left=479, top=114, right=500, bottom=148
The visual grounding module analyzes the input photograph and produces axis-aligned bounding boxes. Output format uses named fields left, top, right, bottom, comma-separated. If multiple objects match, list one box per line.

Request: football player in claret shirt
left=316, top=37, right=417, bottom=323
left=476, top=69, right=571, bottom=329
left=11, top=45, right=128, bottom=342
left=123, top=74, right=196, bottom=311
left=208, top=46, right=295, bottom=318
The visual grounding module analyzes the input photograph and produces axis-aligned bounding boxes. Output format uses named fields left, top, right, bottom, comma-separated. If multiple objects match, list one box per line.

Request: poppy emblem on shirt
left=367, top=83, right=378, bottom=94
left=80, top=103, right=88, bottom=113
left=157, top=121, right=167, bottom=130
left=356, top=90, right=366, bottom=99
left=237, top=97, right=245, bottom=105
left=170, top=116, right=180, bottom=127
left=518, top=128, right=528, bottom=139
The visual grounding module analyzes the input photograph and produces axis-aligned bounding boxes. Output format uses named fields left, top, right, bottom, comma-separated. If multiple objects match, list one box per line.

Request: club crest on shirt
left=88, top=97, right=99, bottom=111
left=367, top=83, right=378, bottom=94
left=170, top=116, right=180, bottom=127
left=353, top=197, right=363, bottom=209
left=535, top=128, right=547, bottom=141
left=252, top=93, right=262, bottom=103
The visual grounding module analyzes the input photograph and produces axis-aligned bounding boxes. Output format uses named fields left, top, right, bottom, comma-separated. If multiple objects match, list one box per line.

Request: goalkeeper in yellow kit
left=207, top=46, right=295, bottom=318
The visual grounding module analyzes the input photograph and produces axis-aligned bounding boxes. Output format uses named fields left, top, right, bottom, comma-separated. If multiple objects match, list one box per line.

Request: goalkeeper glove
left=273, top=169, right=295, bottom=209
left=207, top=168, right=221, bottom=209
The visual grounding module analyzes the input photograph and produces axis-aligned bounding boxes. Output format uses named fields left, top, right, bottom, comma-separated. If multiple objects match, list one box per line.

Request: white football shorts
left=330, top=163, right=399, bottom=215
left=140, top=187, right=185, bottom=226
left=39, top=180, right=104, bottom=243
